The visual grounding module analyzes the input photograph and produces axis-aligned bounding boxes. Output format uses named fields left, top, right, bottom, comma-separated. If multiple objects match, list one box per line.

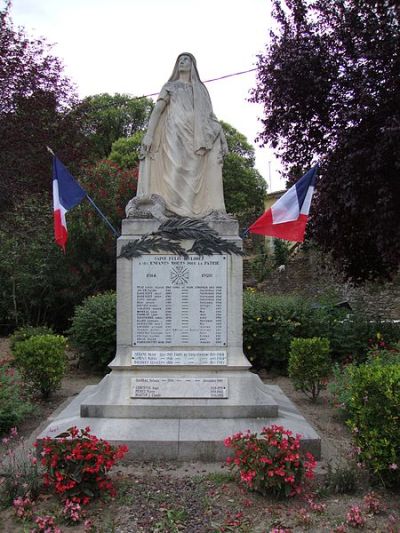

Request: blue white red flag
left=52, top=156, right=86, bottom=251
left=249, top=165, right=318, bottom=242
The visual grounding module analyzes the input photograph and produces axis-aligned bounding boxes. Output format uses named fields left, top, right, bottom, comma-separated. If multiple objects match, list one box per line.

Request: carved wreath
left=118, top=218, right=244, bottom=259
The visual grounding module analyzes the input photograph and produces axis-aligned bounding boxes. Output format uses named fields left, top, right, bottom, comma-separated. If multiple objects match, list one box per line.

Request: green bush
left=68, top=291, right=116, bottom=370
left=328, top=363, right=355, bottom=419
left=10, top=325, right=54, bottom=353
left=346, top=359, right=400, bottom=488
left=243, top=292, right=333, bottom=371
left=242, top=290, right=400, bottom=371
left=329, top=343, right=400, bottom=418
left=13, top=334, right=67, bottom=398
left=365, top=342, right=400, bottom=366
left=288, top=337, right=331, bottom=401
left=323, top=461, right=359, bottom=495
left=0, top=357, right=33, bottom=434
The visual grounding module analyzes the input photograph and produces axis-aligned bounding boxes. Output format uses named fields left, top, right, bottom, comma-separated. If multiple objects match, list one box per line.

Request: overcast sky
left=9, top=0, right=285, bottom=191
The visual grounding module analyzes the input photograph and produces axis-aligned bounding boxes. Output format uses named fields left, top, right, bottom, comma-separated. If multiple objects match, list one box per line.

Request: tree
left=74, top=93, right=153, bottom=160
left=221, top=121, right=267, bottom=229
left=251, top=0, right=400, bottom=281
left=109, top=131, right=144, bottom=169
left=0, top=159, right=137, bottom=332
left=0, top=2, right=87, bottom=209
left=0, top=194, right=70, bottom=331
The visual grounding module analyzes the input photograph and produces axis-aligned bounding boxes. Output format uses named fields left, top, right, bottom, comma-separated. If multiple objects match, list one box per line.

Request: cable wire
left=135, top=67, right=257, bottom=99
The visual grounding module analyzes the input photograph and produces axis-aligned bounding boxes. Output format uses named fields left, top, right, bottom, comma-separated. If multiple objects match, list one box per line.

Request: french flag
left=249, top=165, right=318, bottom=242
left=52, top=156, right=86, bottom=252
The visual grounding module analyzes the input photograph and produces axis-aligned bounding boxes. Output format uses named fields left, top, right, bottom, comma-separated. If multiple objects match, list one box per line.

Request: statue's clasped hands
left=141, top=133, right=153, bottom=152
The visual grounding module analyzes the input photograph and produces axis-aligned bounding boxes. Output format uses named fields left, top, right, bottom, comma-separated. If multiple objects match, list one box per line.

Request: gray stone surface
left=79, top=371, right=279, bottom=419
left=132, top=254, right=227, bottom=346
left=39, top=215, right=321, bottom=462
left=38, top=384, right=321, bottom=461
left=114, top=219, right=249, bottom=369
left=131, top=350, right=227, bottom=366
left=134, top=53, right=227, bottom=219
left=130, top=377, right=229, bottom=399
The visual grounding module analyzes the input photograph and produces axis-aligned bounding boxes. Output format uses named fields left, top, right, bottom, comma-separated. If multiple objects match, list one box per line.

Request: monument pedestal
left=39, top=217, right=320, bottom=460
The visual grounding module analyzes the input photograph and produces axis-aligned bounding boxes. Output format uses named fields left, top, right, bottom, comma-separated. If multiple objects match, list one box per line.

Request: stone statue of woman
left=130, top=53, right=228, bottom=219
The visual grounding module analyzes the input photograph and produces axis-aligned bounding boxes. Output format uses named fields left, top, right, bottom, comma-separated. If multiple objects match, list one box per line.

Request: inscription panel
left=133, top=255, right=227, bottom=346
left=132, top=351, right=227, bottom=366
left=131, top=377, right=228, bottom=398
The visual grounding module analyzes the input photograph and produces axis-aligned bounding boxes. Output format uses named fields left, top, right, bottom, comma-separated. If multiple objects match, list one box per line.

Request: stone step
left=38, top=384, right=321, bottom=461
left=79, top=372, right=279, bottom=419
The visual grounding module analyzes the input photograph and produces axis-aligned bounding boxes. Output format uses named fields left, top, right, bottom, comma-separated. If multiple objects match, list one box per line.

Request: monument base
left=38, top=382, right=321, bottom=461
left=79, top=370, right=278, bottom=419
left=37, top=216, right=321, bottom=461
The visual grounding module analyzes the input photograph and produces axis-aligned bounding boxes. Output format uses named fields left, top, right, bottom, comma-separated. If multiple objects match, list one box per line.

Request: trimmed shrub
left=13, top=334, right=67, bottom=398
left=288, top=337, right=331, bottom=401
left=328, top=363, right=355, bottom=419
left=244, top=292, right=311, bottom=371
left=330, top=343, right=400, bottom=418
left=10, top=325, right=54, bottom=353
left=242, top=290, right=400, bottom=371
left=0, top=357, right=33, bottom=434
left=365, top=342, right=400, bottom=366
left=346, top=359, right=400, bottom=488
left=68, top=291, right=116, bottom=370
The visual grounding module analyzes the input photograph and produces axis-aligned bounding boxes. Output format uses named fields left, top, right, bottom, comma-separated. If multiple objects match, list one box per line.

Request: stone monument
left=39, top=53, right=320, bottom=460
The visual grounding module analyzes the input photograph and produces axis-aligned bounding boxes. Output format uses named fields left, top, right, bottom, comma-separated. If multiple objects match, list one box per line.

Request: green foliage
left=288, top=337, right=331, bottom=401
left=39, top=426, right=128, bottom=503
left=329, top=343, right=400, bottom=419
left=9, top=325, right=54, bottom=352
left=0, top=358, right=33, bottom=434
left=75, top=93, right=153, bottom=159
left=346, top=360, right=400, bottom=488
left=323, top=462, right=359, bottom=495
left=365, top=342, right=400, bottom=366
left=109, top=132, right=144, bottom=169
left=13, top=334, right=67, bottom=398
left=243, top=291, right=400, bottom=371
left=328, top=363, right=355, bottom=420
left=251, top=1, right=400, bottom=281
left=220, top=121, right=266, bottom=229
left=243, top=291, right=326, bottom=371
left=0, top=429, right=42, bottom=506
left=249, top=244, right=272, bottom=283
left=0, top=160, right=136, bottom=333
left=68, top=291, right=116, bottom=370
left=0, top=3, right=85, bottom=211
left=224, top=424, right=316, bottom=497
left=154, top=508, right=188, bottom=532
left=273, top=238, right=290, bottom=267
left=0, top=194, right=69, bottom=332
left=327, top=319, right=400, bottom=364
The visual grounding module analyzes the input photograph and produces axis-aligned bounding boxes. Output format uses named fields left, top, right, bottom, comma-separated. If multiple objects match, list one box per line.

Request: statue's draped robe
left=137, top=80, right=226, bottom=217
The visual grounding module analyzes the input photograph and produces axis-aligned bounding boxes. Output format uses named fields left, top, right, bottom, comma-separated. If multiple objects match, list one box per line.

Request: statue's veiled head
left=169, top=52, right=200, bottom=83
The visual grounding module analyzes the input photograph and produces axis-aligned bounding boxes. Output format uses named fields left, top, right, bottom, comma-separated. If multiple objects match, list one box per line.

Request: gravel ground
left=1, top=338, right=399, bottom=532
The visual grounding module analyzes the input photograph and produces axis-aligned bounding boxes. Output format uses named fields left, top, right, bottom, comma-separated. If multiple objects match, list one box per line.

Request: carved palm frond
left=118, top=217, right=243, bottom=259
left=189, top=236, right=244, bottom=257
left=118, top=236, right=188, bottom=259
left=157, top=217, right=220, bottom=240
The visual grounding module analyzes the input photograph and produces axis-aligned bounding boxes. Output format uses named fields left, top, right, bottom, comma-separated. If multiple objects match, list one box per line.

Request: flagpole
left=47, top=146, right=121, bottom=239
left=85, top=194, right=121, bottom=238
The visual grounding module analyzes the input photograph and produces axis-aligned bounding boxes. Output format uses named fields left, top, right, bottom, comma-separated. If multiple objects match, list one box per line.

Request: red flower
left=38, top=427, right=128, bottom=503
